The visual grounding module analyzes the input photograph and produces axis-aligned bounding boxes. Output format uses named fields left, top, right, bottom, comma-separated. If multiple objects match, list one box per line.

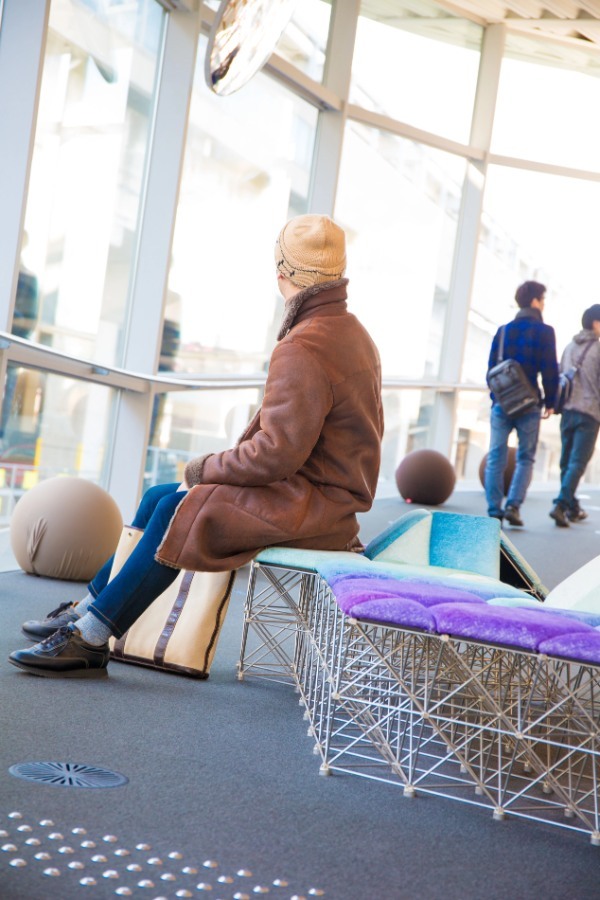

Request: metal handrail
left=0, top=331, right=488, bottom=394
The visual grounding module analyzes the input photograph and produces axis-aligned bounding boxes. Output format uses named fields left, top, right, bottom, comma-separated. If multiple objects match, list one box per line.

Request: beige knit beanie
left=275, top=214, right=347, bottom=288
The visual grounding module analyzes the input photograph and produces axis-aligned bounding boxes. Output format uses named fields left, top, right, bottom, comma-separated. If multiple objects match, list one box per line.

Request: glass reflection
left=351, top=0, right=482, bottom=144
left=463, top=163, right=600, bottom=488
left=0, top=367, right=117, bottom=525
left=18, top=0, right=164, bottom=367
left=206, top=0, right=300, bottom=95
left=378, top=388, right=437, bottom=493
left=493, top=33, right=600, bottom=171
left=336, top=120, right=465, bottom=380
left=145, top=388, right=260, bottom=491
left=167, top=34, right=318, bottom=378
left=275, top=0, right=330, bottom=83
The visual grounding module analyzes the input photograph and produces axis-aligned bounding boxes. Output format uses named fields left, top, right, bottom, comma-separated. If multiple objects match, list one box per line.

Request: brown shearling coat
left=156, top=279, right=383, bottom=572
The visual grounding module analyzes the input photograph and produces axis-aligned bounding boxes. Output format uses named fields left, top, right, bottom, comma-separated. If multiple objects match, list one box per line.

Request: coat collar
left=277, top=278, right=349, bottom=341
left=515, top=306, right=543, bottom=323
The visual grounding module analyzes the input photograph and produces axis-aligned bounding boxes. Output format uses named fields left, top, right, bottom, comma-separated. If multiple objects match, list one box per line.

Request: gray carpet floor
left=1, top=490, right=600, bottom=899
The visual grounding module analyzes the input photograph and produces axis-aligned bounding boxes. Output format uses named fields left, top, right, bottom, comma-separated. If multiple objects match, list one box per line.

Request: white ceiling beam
left=504, top=1, right=545, bottom=18
left=578, top=1, right=600, bottom=15
left=436, top=0, right=507, bottom=23
left=542, top=0, right=582, bottom=17
left=507, top=15, right=600, bottom=29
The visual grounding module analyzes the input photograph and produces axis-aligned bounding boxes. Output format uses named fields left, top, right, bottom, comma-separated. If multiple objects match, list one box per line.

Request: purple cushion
left=430, top=603, right=593, bottom=652
left=347, top=597, right=436, bottom=631
left=537, top=631, right=600, bottom=665
left=330, top=577, right=484, bottom=614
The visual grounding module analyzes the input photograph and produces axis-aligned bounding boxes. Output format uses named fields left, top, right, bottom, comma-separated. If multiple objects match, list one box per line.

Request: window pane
left=461, top=164, right=600, bottom=486
left=336, top=121, right=465, bottom=380
left=452, top=388, right=562, bottom=491
left=145, top=388, right=261, bottom=490
left=379, top=387, right=438, bottom=495
left=18, top=0, right=165, bottom=366
left=465, top=165, right=600, bottom=387
left=351, top=0, right=482, bottom=144
left=276, top=0, right=331, bottom=83
left=167, top=35, right=319, bottom=377
left=0, top=366, right=118, bottom=523
left=492, top=34, right=600, bottom=171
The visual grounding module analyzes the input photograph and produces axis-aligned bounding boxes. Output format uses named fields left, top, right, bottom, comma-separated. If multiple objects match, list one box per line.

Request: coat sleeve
left=540, top=326, right=559, bottom=407
left=186, top=338, right=333, bottom=487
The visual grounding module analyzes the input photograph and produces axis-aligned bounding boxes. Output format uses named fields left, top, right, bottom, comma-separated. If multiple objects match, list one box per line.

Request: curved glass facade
left=2, top=0, right=600, bottom=556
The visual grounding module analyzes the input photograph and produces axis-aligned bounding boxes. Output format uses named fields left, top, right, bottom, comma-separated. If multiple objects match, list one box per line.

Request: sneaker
left=9, top=625, right=109, bottom=679
left=22, top=601, right=80, bottom=640
left=567, top=507, right=588, bottom=523
left=549, top=505, right=570, bottom=528
left=504, top=505, right=524, bottom=527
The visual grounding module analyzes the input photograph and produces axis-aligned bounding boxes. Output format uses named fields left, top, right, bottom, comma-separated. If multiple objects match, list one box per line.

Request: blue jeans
left=485, top=404, right=541, bottom=517
left=87, top=483, right=185, bottom=638
left=554, top=410, right=600, bottom=511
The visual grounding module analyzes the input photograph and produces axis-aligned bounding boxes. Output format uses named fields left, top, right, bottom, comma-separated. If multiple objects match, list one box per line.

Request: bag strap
left=496, top=326, right=506, bottom=364
left=153, top=570, right=236, bottom=672
left=575, top=340, right=594, bottom=369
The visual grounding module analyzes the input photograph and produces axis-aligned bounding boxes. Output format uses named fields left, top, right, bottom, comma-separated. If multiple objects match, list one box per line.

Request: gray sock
left=75, top=611, right=113, bottom=646
left=73, top=593, right=94, bottom=616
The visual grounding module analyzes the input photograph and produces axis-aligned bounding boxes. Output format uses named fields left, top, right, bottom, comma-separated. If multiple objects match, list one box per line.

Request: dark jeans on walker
left=554, top=410, right=600, bottom=512
left=87, top=483, right=185, bottom=638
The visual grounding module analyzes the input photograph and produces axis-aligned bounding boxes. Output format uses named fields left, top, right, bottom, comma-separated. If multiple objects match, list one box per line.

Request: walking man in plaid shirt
left=484, top=280, right=559, bottom=526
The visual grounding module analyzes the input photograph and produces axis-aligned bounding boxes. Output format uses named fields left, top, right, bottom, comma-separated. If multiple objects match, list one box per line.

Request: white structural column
left=105, top=7, right=199, bottom=520
left=308, top=0, right=361, bottom=213
left=0, top=0, right=49, bottom=386
left=429, top=24, right=506, bottom=457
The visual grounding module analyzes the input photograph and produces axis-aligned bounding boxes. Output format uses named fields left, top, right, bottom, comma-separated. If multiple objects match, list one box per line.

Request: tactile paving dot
left=2, top=811, right=326, bottom=897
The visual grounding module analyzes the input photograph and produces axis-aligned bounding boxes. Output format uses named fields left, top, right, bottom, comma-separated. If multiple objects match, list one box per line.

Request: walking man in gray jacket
left=550, top=304, right=600, bottom=526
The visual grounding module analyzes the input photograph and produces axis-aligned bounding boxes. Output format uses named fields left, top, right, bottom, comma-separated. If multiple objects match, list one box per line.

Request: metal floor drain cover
left=9, top=762, right=128, bottom=788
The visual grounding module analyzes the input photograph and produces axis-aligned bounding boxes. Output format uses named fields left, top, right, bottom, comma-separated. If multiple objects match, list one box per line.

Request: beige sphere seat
left=10, top=476, right=123, bottom=581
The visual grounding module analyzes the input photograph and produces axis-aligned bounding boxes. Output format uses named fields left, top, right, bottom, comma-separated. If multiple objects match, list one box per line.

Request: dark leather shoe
left=567, top=507, right=588, bottom=522
left=9, top=625, right=109, bottom=678
left=550, top=505, right=570, bottom=528
left=504, top=505, right=524, bottom=527
left=22, top=601, right=80, bottom=640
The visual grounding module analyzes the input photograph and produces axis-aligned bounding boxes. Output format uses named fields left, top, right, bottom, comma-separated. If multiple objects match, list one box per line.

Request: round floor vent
left=9, top=762, right=128, bottom=788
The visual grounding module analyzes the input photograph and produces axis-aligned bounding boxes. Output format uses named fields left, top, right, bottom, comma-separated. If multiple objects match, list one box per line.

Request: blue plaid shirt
left=488, top=308, right=559, bottom=408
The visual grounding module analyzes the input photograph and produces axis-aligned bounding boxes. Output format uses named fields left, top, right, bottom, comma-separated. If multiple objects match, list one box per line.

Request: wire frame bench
left=238, top=552, right=600, bottom=846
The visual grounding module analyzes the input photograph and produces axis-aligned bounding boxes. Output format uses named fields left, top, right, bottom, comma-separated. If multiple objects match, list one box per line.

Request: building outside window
left=0, top=0, right=164, bottom=516
left=2, top=0, right=600, bottom=551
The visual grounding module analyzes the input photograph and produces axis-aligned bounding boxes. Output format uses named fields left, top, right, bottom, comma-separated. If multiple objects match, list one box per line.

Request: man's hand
left=543, top=408, right=554, bottom=419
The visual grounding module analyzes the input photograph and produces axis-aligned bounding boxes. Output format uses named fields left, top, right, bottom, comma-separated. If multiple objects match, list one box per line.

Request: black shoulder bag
left=486, top=326, right=539, bottom=417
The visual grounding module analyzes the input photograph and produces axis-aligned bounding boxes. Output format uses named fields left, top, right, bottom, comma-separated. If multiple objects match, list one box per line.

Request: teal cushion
left=429, top=512, right=500, bottom=579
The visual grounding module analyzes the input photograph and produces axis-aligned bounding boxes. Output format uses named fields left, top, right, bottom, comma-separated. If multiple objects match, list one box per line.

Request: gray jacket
left=562, top=330, right=600, bottom=422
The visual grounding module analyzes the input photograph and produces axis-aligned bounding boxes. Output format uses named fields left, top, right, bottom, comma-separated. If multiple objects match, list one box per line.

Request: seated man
left=9, top=214, right=384, bottom=679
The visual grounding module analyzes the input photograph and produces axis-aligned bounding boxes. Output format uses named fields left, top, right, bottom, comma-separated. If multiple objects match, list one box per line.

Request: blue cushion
left=429, top=512, right=500, bottom=579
